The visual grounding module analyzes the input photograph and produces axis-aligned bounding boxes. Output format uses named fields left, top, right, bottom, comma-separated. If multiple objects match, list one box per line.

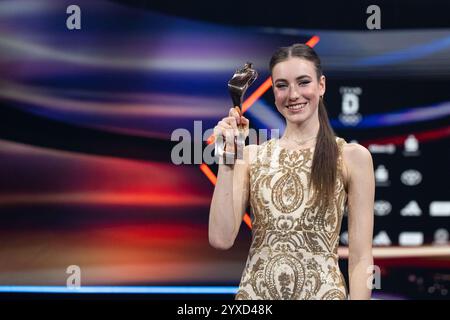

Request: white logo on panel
left=433, top=229, right=449, bottom=245
left=340, top=231, right=349, bottom=245
left=400, top=170, right=422, bottom=186
left=373, top=231, right=391, bottom=246
left=399, top=232, right=423, bottom=246
left=400, top=201, right=422, bottom=216
left=339, top=87, right=362, bottom=126
left=375, top=165, right=390, bottom=186
left=430, top=201, right=450, bottom=217
left=368, top=144, right=396, bottom=154
left=374, top=200, right=392, bottom=216
left=403, top=135, right=420, bottom=156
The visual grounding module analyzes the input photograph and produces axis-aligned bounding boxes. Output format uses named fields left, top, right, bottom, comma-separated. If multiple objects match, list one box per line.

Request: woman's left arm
left=343, top=143, right=375, bottom=300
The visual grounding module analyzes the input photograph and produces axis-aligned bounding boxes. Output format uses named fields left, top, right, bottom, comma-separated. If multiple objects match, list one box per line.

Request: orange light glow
left=306, top=35, right=320, bottom=47
left=199, top=163, right=217, bottom=185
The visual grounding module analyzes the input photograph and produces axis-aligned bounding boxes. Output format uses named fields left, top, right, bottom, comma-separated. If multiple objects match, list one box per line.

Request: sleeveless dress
left=235, top=137, right=348, bottom=300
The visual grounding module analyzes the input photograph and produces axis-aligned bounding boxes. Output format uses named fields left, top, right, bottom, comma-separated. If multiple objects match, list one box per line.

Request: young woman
left=209, top=44, right=374, bottom=300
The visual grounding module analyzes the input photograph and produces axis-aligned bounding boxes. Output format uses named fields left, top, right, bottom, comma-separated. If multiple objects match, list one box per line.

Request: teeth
left=287, top=103, right=306, bottom=110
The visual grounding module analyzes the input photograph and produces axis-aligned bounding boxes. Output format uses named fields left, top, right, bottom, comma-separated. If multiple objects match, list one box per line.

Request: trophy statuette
left=215, top=62, right=258, bottom=163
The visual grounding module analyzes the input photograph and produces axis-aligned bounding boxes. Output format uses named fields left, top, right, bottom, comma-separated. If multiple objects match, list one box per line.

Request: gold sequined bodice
left=235, top=137, right=348, bottom=300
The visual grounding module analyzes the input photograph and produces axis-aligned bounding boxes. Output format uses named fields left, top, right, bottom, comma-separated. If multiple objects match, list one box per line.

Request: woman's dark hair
left=270, top=43, right=339, bottom=210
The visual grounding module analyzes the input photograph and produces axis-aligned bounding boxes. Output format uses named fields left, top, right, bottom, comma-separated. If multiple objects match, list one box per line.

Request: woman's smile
left=286, top=102, right=308, bottom=112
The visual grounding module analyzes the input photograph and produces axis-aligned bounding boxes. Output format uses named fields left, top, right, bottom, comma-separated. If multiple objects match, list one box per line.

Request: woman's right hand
left=213, top=107, right=250, bottom=153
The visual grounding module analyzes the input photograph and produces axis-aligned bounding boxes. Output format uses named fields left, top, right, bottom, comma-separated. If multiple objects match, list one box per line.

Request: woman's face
left=272, top=57, right=325, bottom=125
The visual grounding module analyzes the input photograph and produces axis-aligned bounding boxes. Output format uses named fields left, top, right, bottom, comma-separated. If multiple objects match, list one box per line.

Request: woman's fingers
left=224, top=116, right=238, bottom=129
left=234, top=106, right=242, bottom=117
left=214, top=109, right=250, bottom=149
left=228, top=106, right=241, bottom=125
left=240, top=116, right=249, bottom=128
left=215, top=121, right=236, bottom=145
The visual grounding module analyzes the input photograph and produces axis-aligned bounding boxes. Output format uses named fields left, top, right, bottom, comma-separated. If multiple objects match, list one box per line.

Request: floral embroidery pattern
left=235, top=137, right=348, bottom=300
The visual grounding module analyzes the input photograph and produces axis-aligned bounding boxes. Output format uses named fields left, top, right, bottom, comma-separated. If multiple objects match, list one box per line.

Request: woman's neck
left=281, top=117, right=320, bottom=146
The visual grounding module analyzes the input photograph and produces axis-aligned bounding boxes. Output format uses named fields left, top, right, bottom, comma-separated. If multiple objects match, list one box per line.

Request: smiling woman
left=270, top=45, right=336, bottom=209
left=209, top=43, right=375, bottom=300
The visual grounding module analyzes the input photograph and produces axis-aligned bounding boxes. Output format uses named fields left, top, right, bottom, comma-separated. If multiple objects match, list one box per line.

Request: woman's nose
left=288, top=84, right=300, bottom=100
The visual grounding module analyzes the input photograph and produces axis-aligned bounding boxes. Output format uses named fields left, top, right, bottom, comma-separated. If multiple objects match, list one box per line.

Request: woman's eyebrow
left=274, top=75, right=311, bottom=83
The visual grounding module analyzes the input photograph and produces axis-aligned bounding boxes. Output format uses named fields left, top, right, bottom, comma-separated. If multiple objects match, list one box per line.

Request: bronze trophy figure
left=215, top=62, right=258, bottom=162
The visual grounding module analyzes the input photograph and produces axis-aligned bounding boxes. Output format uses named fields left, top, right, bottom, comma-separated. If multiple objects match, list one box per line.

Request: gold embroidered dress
left=235, top=137, right=348, bottom=300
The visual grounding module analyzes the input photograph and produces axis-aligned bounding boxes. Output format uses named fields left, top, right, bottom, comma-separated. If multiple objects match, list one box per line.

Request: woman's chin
left=284, top=111, right=314, bottom=124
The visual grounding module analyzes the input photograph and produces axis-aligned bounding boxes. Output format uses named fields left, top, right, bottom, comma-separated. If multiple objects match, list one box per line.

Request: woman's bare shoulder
left=343, top=142, right=371, bottom=159
left=342, top=142, right=373, bottom=174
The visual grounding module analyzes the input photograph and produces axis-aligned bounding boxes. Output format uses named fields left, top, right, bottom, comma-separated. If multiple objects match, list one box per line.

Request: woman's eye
left=276, top=81, right=309, bottom=88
